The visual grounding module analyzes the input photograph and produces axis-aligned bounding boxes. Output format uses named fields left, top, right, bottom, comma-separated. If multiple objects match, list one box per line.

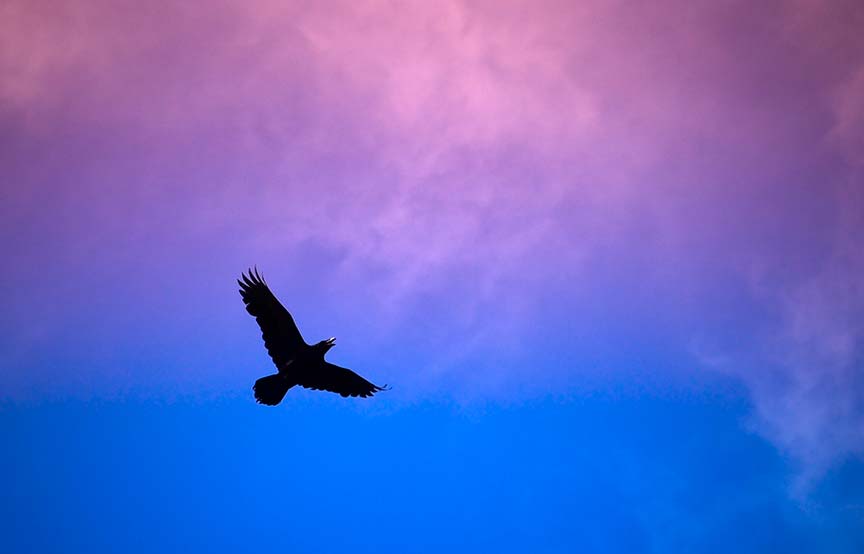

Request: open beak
left=325, top=337, right=336, bottom=346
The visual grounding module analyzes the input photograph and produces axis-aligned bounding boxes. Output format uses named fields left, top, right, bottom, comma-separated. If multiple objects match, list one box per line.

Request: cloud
left=2, top=0, right=864, bottom=482
left=692, top=6, right=864, bottom=485
left=744, top=202, right=864, bottom=489
left=736, top=80, right=864, bottom=488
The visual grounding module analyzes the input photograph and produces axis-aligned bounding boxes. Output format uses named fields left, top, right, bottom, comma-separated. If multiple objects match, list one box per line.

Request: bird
left=238, top=267, right=390, bottom=405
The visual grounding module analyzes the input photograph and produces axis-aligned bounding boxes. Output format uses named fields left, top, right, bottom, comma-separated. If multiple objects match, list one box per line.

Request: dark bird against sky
left=238, top=268, right=389, bottom=405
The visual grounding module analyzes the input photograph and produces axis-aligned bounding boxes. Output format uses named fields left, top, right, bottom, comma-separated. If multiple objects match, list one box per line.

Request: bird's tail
left=253, top=374, right=292, bottom=406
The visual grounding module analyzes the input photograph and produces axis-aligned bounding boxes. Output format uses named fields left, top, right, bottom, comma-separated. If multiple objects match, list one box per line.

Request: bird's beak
left=325, top=337, right=336, bottom=346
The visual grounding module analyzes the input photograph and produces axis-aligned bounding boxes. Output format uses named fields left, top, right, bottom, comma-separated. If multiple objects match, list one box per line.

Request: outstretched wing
left=297, top=362, right=390, bottom=398
left=238, top=268, right=307, bottom=368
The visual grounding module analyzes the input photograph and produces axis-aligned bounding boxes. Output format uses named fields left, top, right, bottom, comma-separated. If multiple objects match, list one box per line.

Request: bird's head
left=317, top=337, right=336, bottom=354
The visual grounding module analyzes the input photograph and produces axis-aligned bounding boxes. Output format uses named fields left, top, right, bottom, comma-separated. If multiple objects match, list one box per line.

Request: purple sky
left=2, top=0, right=863, bottom=490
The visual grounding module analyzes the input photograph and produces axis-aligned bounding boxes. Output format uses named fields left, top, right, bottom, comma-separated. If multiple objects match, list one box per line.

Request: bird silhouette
left=238, top=268, right=390, bottom=405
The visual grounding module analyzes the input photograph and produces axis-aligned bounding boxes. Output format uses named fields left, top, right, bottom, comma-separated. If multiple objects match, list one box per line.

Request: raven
left=238, top=268, right=389, bottom=405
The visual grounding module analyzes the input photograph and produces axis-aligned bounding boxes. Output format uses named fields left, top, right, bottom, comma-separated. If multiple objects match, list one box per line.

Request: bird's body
left=238, top=268, right=389, bottom=405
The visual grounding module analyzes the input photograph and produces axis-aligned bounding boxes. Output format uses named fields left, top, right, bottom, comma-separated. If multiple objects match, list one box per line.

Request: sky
left=1, top=0, right=863, bottom=551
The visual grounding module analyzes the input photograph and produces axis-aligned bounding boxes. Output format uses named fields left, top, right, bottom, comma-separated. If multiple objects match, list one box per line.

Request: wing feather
left=297, top=362, right=390, bottom=398
left=238, top=268, right=307, bottom=368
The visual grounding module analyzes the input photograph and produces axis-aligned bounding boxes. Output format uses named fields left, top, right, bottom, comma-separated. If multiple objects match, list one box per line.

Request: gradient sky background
left=2, top=0, right=864, bottom=552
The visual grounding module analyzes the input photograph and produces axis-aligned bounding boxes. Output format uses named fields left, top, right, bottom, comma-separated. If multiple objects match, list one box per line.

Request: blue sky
left=4, top=382, right=864, bottom=552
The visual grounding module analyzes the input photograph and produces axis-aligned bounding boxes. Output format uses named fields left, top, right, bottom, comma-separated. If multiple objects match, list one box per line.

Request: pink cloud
left=2, top=0, right=863, bottom=483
